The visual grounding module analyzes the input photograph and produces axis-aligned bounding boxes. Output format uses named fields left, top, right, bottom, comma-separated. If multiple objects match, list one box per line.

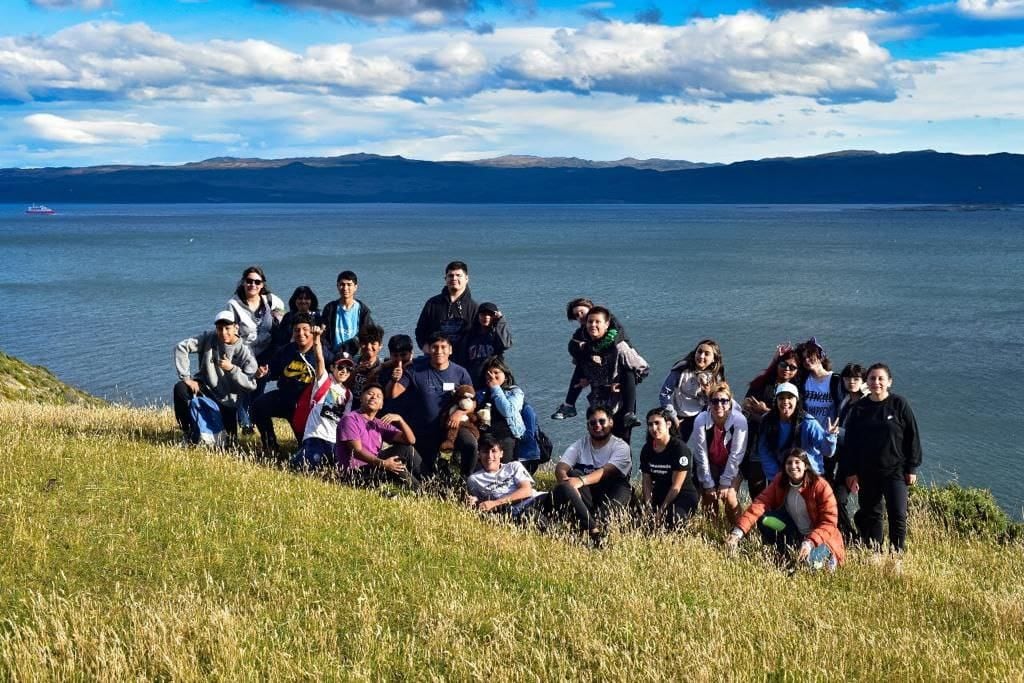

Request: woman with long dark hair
left=476, top=356, right=526, bottom=466
left=640, top=407, right=699, bottom=528
left=658, top=339, right=725, bottom=442
left=741, top=343, right=802, bottom=499
left=844, top=363, right=922, bottom=554
left=757, top=382, right=838, bottom=482
left=727, top=448, right=845, bottom=571
left=227, top=266, right=285, bottom=432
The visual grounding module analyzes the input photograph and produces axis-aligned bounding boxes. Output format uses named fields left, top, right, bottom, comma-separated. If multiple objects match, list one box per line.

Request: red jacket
left=736, top=474, right=846, bottom=565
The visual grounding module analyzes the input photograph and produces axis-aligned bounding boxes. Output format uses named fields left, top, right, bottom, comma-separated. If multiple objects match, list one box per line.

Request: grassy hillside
left=0, top=351, right=104, bottom=406
left=1, top=399, right=1022, bottom=680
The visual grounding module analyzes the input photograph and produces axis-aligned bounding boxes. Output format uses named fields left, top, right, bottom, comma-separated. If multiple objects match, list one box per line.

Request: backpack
left=189, top=395, right=226, bottom=448
left=515, top=402, right=553, bottom=464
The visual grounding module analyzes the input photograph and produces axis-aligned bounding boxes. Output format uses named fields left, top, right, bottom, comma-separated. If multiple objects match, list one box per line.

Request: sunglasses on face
left=709, top=398, right=731, bottom=406
left=588, top=418, right=609, bottom=426
left=778, top=362, right=799, bottom=371
left=245, top=278, right=263, bottom=286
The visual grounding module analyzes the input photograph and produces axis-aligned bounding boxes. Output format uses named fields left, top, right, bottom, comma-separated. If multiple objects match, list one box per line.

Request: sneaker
left=241, top=425, right=256, bottom=436
left=622, top=412, right=641, bottom=429
left=551, top=404, right=577, bottom=420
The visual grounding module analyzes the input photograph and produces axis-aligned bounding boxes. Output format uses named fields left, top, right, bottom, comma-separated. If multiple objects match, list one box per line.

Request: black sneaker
left=551, top=404, right=577, bottom=420
left=622, top=412, right=641, bottom=429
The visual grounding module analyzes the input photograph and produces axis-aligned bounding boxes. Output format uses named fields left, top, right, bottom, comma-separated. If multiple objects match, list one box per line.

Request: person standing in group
left=551, top=297, right=629, bottom=421
left=387, top=332, right=474, bottom=477
left=727, top=448, right=845, bottom=572
left=640, top=408, right=700, bottom=528
left=742, top=344, right=802, bottom=499
left=336, top=383, right=421, bottom=489
left=577, top=306, right=648, bottom=441
left=274, top=286, right=320, bottom=350
left=543, top=405, right=633, bottom=547
left=844, top=363, right=923, bottom=554
left=689, top=382, right=748, bottom=525
left=321, top=270, right=376, bottom=357
left=227, top=266, right=285, bottom=433
left=252, top=312, right=327, bottom=457
left=172, top=310, right=258, bottom=446
left=659, top=339, right=726, bottom=442
left=757, top=382, right=839, bottom=481
left=458, top=302, right=512, bottom=387
left=415, top=261, right=478, bottom=353
left=476, top=356, right=526, bottom=464
left=797, top=337, right=845, bottom=430
left=832, top=362, right=869, bottom=542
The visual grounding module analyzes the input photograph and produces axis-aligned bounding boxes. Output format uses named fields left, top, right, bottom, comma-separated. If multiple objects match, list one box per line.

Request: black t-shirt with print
left=640, top=437, right=698, bottom=503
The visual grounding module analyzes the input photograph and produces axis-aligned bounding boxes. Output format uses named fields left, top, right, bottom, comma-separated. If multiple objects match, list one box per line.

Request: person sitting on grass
left=465, top=434, right=545, bottom=523
left=289, top=327, right=354, bottom=471
left=544, top=405, right=633, bottom=547
left=726, top=448, right=845, bottom=571
left=172, top=310, right=258, bottom=446
left=335, top=383, right=421, bottom=489
left=640, top=407, right=699, bottom=529
left=689, top=381, right=747, bottom=526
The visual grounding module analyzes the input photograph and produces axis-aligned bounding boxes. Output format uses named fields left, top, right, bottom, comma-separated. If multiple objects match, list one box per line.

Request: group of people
left=172, top=261, right=923, bottom=566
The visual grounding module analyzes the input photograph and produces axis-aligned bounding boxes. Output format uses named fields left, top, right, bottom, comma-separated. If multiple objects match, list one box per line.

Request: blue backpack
left=515, top=402, right=553, bottom=464
left=189, top=395, right=226, bottom=448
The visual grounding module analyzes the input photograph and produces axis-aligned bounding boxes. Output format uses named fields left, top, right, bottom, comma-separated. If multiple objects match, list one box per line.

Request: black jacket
left=844, top=393, right=922, bottom=479
left=321, top=298, right=375, bottom=356
left=415, top=287, right=478, bottom=350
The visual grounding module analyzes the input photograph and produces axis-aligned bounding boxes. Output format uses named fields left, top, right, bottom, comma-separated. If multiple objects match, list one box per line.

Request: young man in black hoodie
left=415, top=261, right=478, bottom=353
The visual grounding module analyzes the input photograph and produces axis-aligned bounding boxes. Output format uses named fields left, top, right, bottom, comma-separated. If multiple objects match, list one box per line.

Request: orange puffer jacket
left=736, top=474, right=846, bottom=565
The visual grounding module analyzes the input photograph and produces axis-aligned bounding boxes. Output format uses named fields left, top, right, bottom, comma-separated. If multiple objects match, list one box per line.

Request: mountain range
left=4, top=150, right=1022, bottom=204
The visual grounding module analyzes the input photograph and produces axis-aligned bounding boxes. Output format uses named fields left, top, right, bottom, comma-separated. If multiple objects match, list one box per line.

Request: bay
left=2, top=203, right=1022, bottom=515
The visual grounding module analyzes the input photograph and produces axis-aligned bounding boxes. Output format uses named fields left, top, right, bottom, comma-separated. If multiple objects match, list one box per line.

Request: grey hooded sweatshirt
left=174, top=331, right=258, bottom=407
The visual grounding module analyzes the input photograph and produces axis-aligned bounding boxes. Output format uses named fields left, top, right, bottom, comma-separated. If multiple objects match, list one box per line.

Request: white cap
left=214, top=310, right=236, bottom=325
left=775, top=382, right=800, bottom=398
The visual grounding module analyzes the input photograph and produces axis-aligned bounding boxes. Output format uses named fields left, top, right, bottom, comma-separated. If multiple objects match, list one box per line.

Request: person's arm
left=490, top=385, right=525, bottom=436
left=174, top=335, right=202, bottom=394
left=347, top=438, right=406, bottom=473
left=379, top=413, right=415, bottom=445
left=726, top=478, right=783, bottom=549
left=492, top=317, right=512, bottom=352
left=312, top=328, right=326, bottom=380
left=660, top=470, right=686, bottom=513
left=477, top=480, right=536, bottom=513
left=555, top=442, right=580, bottom=485
left=388, top=362, right=410, bottom=399
left=227, top=346, right=259, bottom=391
left=718, top=416, right=748, bottom=493
left=806, top=418, right=838, bottom=472
left=641, top=471, right=654, bottom=508
left=690, top=418, right=715, bottom=491
left=658, top=369, right=681, bottom=421
left=804, top=480, right=839, bottom=553
left=901, top=398, right=923, bottom=485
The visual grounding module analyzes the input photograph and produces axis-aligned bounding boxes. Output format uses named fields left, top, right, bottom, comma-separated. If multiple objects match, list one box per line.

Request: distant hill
left=468, top=155, right=717, bottom=171
left=3, top=150, right=1023, bottom=204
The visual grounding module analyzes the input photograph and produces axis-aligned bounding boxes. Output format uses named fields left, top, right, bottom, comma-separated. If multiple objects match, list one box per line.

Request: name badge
left=443, top=382, right=456, bottom=392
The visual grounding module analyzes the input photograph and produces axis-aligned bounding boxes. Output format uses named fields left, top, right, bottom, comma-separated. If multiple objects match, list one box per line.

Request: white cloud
left=261, top=0, right=474, bottom=21
left=191, top=132, right=245, bottom=144
left=956, top=0, right=1024, bottom=18
left=29, top=0, right=111, bottom=9
left=23, top=113, right=169, bottom=144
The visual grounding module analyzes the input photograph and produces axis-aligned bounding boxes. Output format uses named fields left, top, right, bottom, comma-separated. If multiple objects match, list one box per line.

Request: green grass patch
left=2, top=401, right=1023, bottom=680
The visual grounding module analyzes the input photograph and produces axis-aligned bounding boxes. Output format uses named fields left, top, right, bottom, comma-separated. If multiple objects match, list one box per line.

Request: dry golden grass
left=1, top=401, right=1022, bottom=681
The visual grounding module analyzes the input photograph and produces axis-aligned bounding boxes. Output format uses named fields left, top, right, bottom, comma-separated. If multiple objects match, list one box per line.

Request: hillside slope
left=1, top=399, right=1022, bottom=680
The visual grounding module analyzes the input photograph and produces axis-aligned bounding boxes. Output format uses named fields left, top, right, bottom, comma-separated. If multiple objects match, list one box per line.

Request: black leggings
left=542, top=475, right=633, bottom=533
left=343, top=443, right=423, bottom=490
left=855, top=475, right=909, bottom=552
left=564, top=365, right=585, bottom=406
left=173, top=381, right=239, bottom=443
left=251, top=389, right=301, bottom=451
left=823, top=457, right=856, bottom=543
left=417, top=426, right=478, bottom=478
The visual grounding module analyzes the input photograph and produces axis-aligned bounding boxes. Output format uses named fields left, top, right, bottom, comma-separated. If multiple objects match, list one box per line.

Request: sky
left=2, top=0, right=1023, bottom=167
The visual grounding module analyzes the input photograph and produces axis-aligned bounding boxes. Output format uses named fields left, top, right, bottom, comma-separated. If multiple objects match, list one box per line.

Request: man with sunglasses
left=544, top=405, right=632, bottom=546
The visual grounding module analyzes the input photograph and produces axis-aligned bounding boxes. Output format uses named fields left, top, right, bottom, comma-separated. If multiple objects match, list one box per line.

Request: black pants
left=418, top=426, right=478, bottom=478
left=343, top=443, right=423, bottom=490
left=173, top=381, right=239, bottom=444
left=740, top=457, right=767, bottom=501
left=564, top=365, right=584, bottom=406
left=757, top=507, right=804, bottom=561
left=855, top=475, right=909, bottom=552
left=251, top=389, right=301, bottom=451
left=542, top=475, right=633, bottom=533
left=652, top=489, right=700, bottom=528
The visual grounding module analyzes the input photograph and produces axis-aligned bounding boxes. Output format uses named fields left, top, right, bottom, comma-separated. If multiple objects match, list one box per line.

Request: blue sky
left=2, top=0, right=1023, bottom=167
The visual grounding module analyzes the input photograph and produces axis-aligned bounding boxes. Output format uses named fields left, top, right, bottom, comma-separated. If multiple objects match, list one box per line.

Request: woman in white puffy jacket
left=689, top=381, right=748, bottom=525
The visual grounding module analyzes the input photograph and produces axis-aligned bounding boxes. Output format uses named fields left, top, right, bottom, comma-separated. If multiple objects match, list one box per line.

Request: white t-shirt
left=467, top=462, right=543, bottom=514
left=559, top=435, right=632, bottom=477
left=302, top=373, right=352, bottom=443
left=803, top=374, right=836, bottom=428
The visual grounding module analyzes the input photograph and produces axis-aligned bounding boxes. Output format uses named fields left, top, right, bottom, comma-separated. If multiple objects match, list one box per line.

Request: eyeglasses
left=244, top=278, right=263, bottom=286
left=588, top=418, right=609, bottom=426
left=778, top=362, right=799, bottom=371
left=709, top=398, right=731, bottom=406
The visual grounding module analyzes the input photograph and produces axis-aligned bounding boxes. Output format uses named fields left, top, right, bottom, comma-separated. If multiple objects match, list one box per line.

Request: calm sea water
left=2, top=203, right=1022, bottom=515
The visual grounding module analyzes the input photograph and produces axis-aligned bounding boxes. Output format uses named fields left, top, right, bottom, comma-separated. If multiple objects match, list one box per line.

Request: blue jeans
left=291, top=437, right=335, bottom=471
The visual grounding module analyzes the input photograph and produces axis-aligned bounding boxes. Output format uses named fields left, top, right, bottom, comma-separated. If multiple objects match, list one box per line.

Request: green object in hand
left=762, top=515, right=787, bottom=532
